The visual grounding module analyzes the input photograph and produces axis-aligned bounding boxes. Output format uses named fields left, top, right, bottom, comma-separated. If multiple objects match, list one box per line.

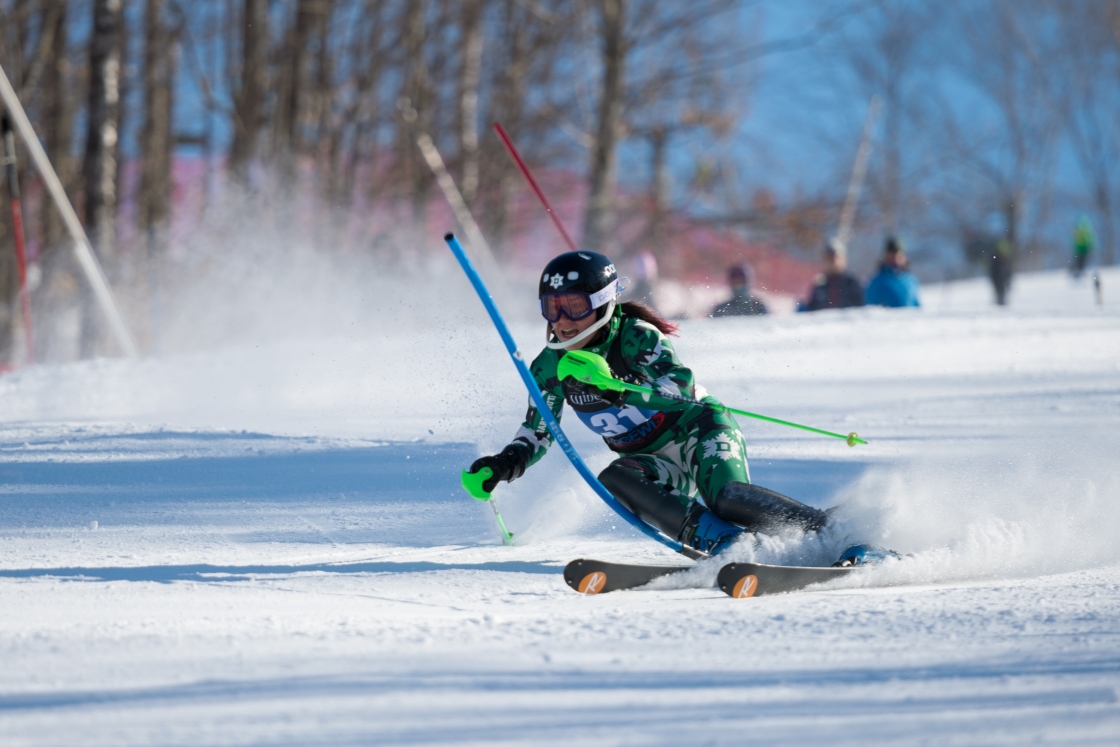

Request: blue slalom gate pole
left=444, top=233, right=688, bottom=556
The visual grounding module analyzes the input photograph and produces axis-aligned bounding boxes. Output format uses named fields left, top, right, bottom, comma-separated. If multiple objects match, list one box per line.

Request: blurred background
left=0, top=0, right=1116, bottom=364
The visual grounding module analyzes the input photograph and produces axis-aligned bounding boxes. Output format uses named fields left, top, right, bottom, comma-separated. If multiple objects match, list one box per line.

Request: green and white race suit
left=506, top=307, right=750, bottom=511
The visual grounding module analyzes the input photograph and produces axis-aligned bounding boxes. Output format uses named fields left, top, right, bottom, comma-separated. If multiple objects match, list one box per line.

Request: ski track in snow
left=1, top=268, right=1119, bottom=745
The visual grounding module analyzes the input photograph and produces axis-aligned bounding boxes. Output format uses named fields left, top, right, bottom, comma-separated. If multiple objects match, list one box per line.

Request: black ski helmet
left=539, top=251, right=618, bottom=298
left=539, top=251, right=622, bottom=350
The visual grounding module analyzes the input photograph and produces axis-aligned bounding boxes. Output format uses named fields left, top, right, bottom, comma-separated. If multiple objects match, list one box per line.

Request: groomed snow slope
left=1, top=266, right=1118, bottom=746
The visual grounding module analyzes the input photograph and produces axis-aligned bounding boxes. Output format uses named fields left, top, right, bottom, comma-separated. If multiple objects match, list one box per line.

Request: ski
left=717, top=562, right=855, bottom=598
left=563, top=559, right=692, bottom=594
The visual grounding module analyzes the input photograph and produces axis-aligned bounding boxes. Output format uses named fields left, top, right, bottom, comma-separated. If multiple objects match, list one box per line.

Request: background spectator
left=1072, top=217, right=1094, bottom=278
left=799, top=239, right=865, bottom=312
left=989, top=238, right=1014, bottom=306
left=710, top=264, right=768, bottom=317
left=865, top=237, right=921, bottom=307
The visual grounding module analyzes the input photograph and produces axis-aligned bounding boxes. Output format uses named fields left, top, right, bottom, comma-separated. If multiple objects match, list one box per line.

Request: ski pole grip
left=557, top=350, right=627, bottom=392
left=461, top=467, right=494, bottom=501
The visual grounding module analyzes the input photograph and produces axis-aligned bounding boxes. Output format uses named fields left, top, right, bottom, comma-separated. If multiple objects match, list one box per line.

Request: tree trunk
left=398, top=0, right=432, bottom=223
left=458, top=0, right=483, bottom=205
left=0, top=0, right=27, bottom=359
left=81, top=0, right=123, bottom=357
left=0, top=140, right=13, bottom=364
left=313, top=1, right=336, bottom=160
left=317, top=12, right=337, bottom=202
left=1095, top=181, right=1115, bottom=267
left=649, top=126, right=668, bottom=260
left=883, top=80, right=900, bottom=235
left=346, top=2, right=388, bottom=208
left=274, top=0, right=323, bottom=184
left=490, top=0, right=530, bottom=257
left=40, top=1, right=72, bottom=254
left=583, top=0, right=627, bottom=254
left=140, top=0, right=176, bottom=353
left=230, top=0, right=267, bottom=186
left=140, top=0, right=174, bottom=235
left=33, top=1, right=77, bottom=362
left=1004, top=195, right=1019, bottom=256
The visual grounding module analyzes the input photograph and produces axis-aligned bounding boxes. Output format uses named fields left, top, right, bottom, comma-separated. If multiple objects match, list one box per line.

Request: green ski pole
left=461, top=467, right=515, bottom=543
left=558, top=350, right=868, bottom=447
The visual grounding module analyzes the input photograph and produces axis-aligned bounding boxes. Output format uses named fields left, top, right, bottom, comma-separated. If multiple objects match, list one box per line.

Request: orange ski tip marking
left=578, top=571, right=607, bottom=594
left=732, top=574, right=759, bottom=598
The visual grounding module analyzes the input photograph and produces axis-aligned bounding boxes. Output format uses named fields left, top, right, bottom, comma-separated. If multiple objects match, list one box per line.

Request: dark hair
left=620, top=301, right=679, bottom=337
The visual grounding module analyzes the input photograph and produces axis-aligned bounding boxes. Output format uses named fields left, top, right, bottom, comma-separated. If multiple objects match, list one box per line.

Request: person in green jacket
left=1072, top=216, right=1095, bottom=278
left=464, top=250, right=830, bottom=557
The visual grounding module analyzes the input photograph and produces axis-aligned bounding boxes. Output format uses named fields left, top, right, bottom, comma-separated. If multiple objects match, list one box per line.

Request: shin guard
left=710, top=482, right=829, bottom=534
left=599, top=461, right=690, bottom=539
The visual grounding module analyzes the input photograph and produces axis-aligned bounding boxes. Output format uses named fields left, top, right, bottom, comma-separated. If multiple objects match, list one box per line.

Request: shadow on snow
left=0, top=559, right=560, bottom=583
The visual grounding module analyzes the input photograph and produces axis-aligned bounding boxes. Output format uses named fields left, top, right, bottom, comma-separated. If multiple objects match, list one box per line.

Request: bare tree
left=929, top=1, right=1062, bottom=272
left=621, top=1, right=741, bottom=267
left=333, top=1, right=392, bottom=209
left=579, top=0, right=748, bottom=258
left=0, top=1, right=35, bottom=361
left=229, top=0, right=268, bottom=185
left=138, top=0, right=177, bottom=351
left=1052, top=3, right=1120, bottom=266
left=81, top=0, right=124, bottom=356
left=484, top=0, right=567, bottom=255
left=396, top=0, right=435, bottom=222
left=457, top=0, right=484, bottom=206
left=273, top=0, right=332, bottom=182
left=839, top=1, right=933, bottom=240
left=309, top=1, right=337, bottom=161
left=38, top=1, right=72, bottom=255
left=582, top=0, right=627, bottom=254
left=140, top=0, right=176, bottom=239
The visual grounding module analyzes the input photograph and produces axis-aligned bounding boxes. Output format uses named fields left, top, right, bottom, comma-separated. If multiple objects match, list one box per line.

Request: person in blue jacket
left=865, top=237, right=920, bottom=308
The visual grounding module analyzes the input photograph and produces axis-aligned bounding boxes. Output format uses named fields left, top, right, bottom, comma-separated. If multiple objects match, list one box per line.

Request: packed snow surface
left=1, top=266, right=1119, bottom=745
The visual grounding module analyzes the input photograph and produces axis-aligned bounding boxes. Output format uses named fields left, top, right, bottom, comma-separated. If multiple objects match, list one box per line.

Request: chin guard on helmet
left=546, top=300, right=616, bottom=350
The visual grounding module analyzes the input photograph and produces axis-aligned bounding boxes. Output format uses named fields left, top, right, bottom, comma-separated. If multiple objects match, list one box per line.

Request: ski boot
left=832, top=544, right=902, bottom=567
left=679, top=504, right=743, bottom=557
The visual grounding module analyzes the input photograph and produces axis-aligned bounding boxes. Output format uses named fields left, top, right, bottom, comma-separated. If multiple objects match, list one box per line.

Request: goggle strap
left=588, top=279, right=619, bottom=309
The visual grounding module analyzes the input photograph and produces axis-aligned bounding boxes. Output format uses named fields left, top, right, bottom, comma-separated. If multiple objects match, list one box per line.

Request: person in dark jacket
left=799, top=239, right=864, bottom=312
left=710, top=264, right=768, bottom=317
left=865, top=237, right=920, bottom=308
left=989, top=238, right=1014, bottom=306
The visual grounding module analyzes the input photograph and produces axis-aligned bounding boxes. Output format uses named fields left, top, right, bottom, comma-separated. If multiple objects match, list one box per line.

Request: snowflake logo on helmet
left=549, top=274, right=564, bottom=289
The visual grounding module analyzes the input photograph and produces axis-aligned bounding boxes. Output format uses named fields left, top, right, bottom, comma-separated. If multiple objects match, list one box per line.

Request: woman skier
left=464, top=250, right=845, bottom=558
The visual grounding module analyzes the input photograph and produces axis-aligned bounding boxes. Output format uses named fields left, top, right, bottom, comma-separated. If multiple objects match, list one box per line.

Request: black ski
left=563, top=559, right=692, bottom=594
left=717, top=562, right=855, bottom=598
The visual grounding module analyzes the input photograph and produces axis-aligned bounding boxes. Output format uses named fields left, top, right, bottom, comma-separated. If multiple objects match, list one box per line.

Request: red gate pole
left=2, top=115, right=33, bottom=364
left=493, top=122, right=581, bottom=253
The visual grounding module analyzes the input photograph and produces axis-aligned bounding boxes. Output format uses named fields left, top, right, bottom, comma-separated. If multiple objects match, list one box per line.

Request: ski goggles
left=540, top=280, right=619, bottom=323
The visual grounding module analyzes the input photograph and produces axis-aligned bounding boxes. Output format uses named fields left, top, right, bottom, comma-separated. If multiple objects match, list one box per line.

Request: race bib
left=574, top=404, right=658, bottom=437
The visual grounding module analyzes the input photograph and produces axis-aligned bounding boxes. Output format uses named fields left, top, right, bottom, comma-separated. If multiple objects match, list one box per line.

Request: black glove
left=568, top=379, right=626, bottom=407
left=468, top=444, right=529, bottom=493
